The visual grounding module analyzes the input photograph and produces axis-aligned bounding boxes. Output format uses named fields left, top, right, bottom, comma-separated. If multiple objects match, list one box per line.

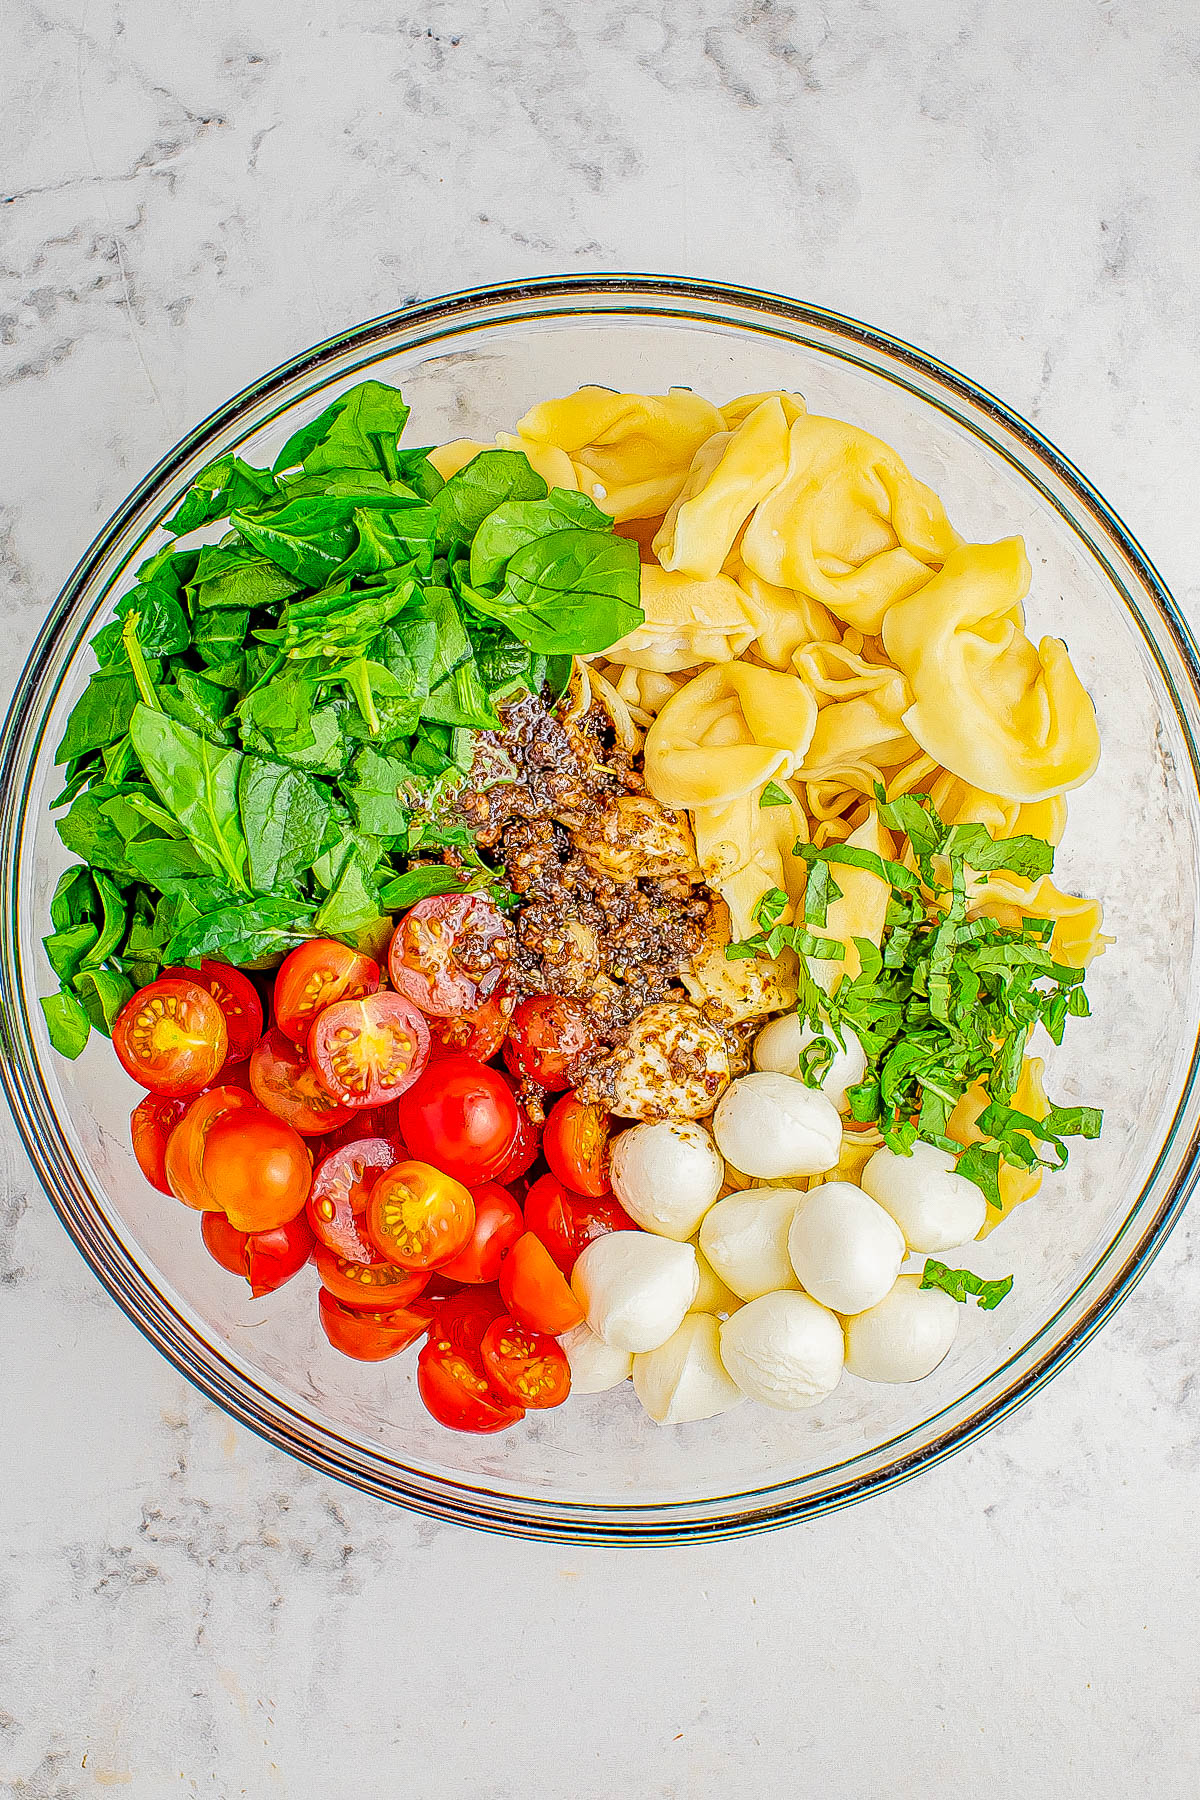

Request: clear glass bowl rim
left=3, top=272, right=1199, bottom=1544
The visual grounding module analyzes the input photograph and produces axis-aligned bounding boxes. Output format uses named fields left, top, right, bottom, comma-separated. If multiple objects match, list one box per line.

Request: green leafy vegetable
left=759, top=781, right=794, bottom=809
left=920, top=1260, right=1014, bottom=1310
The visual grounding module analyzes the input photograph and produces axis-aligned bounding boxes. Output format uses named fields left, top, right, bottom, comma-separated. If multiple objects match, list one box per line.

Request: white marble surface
left=4, top=1, right=1200, bottom=1794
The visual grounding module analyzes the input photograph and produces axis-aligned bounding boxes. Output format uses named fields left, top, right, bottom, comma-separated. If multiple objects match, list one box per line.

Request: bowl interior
left=5, top=284, right=1199, bottom=1539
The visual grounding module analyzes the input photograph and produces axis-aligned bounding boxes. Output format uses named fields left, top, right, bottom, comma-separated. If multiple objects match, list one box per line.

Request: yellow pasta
left=809, top=808, right=896, bottom=993
left=653, top=397, right=793, bottom=580
left=512, top=386, right=725, bottom=521
left=948, top=1057, right=1051, bottom=1236
left=881, top=538, right=1101, bottom=802
left=965, top=871, right=1109, bottom=968
left=603, top=565, right=758, bottom=672
left=690, top=783, right=809, bottom=938
left=728, top=561, right=841, bottom=670
left=642, top=662, right=818, bottom=811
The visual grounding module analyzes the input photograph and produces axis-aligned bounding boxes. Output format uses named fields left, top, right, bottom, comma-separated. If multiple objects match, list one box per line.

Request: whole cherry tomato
left=314, top=1243, right=430, bottom=1311
left=492, top=1105, right=540, bottom=1183
left=200, top=1105, right=313, bottom=1233
left=113, top=977, right=228, bottom=1096
left=387, top=894, right=511, bottom=1017
left=273, top=940, right=379, bottom=1045
left=503, top=996, right=594, bottom=1093
left=309, top=992, right=430, bottom=1108
left=542, top=1093, right=613, bottom=1196
left=523, top=1173, right=637, bottom=1275
left=480, top=1315, right=572, bottom=1409
left=395, top=1054, right=520, bottom=1183
left=306, top=1136, right=398, bottom=1261
left=164, top=1085, right=258, bottom=1212
left=317, top=1287, right=432, bottom=1361
left=163, top=960, right=263, bottom=1063
left=130, top=1094, right=189, bottom=1195
left=366, top=1160, right=475, bottom=1271
left=435, top=1183, right=524, bottom=1284
left=250, top=1027, right=357, bottom=1136
left=498, top=1231, right=584, bottom=1334
left=201, top=1210, right=315, bottom=1296
left=417, top=1337, right=525, bottom=1434
left=428, top=990, right=514, bottom=1061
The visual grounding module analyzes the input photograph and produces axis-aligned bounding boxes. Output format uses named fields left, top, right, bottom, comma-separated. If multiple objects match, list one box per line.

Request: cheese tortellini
left=604, top=565, right=758, bottom=672
left=512, top=386, right=725, bottom=521
left=643, top=662, right=817, bottom=811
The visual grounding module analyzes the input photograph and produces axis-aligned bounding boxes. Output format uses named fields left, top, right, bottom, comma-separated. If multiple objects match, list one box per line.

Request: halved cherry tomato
left=395, top=1054, right=519, bottom=1183
left=309, top=992, right=430, bottom=1108
left=428, top=990, right=514, bottom=1061
left=503, top=995, right=593, bottom=1093
left=201, top=1106, right=312, bottom=1232
left=480, top=1315, right=572, bottom=1409
left=366, top=1160, right=475, bottom=1270
left=542, top=1093, right=613, bottom=1196
left=427, top=1284, right=506, bottom=1355
left=314, top=1243, right=430, bottom=1310
left=313, top=1101, right=403, bottom=1159
left=417, top=1337, right=525, bottom=1433
left=250, top=1027, right=357, bottom=1136
left=318, top=1287, right=431, bottom=1361
left=201, top=1210, right=314, bottom=1296
left=499, top=1231, right=584, bottom=1334
left=523, top=1173, right=637, bottom=1275
left=435, top=1183, right=524, bottom=1284
left=273, top=939, right=379, bottom=1045
left=493, top=1105, right=540, bottom=1183
left=130, top=1094, right=189, bottom=1195
left=306, top=1137, right=398, bottom=1261
left=387, top=894, right=511, bottom=1018
left=164, top=1085, right=258, bottom=1211
left=164, top=960, right=263, bottom=1063
left=113, top=978, right=228, bottom=1096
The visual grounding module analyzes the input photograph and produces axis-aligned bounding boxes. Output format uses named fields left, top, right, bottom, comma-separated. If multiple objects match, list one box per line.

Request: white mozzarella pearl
left=557, top=1323, right=634, bottom=1393
left=787, top=1181, right=906, bottom=1313
left=697, top=1187, right=804, bottom=1301
left=633, top=1313, right=747, bottom=1424
left=608, top=1002, right=730, bottom=1121
left=841, top=1274, right=960, bottom=1382
left=570, top=1232, right=699, bottom=1353
left=609, top=1121, right=724, bottom=1241
left=860, top=1140, right=987, bottom=1253
left=752, top=1014, right=867, bottom=1113
left=688, top=1240, right=742, bottom=1317
left=712, top=1072, right=842, bottom=1179
left=719, top=1290, right=845, bottom=1410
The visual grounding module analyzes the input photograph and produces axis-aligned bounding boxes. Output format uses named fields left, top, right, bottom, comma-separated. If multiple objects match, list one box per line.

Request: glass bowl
left=3, top=276, right=1199, bottom=1545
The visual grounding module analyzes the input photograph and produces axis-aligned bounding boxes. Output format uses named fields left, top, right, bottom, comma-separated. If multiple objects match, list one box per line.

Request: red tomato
left=387, top=894, right=511, bottom=1018
left=314, top=1243, right=430, bottom=1310
left=273, top=939, right=379, bottom=1045
left=163, top=960, right=263, bottom=1063
left=436, top=1183, right=524, bottom=1284
left=417, top=1337, right=525, bottom=1433
left=523, top=1173, right=637, bottom=1275
left=164, top=1085, right=257, bottom=1212
left=314, top=1101, right=403, bottom=1158
left=493, top=1105, right=540, bottom=1183
left=366, top=1160, right=475, bottom=1270
left=201, top=1106, right=313, bottom=1232
left=318, top=1287, right=431, bottom=1361
left=428, top=990, right=514, bottom=1061
left=307, top=1136, right=398, bottom=1261
left=503, top=996, right=593, bottom=1093
left=201, top=1210, right=314, bottom=1296
left=395, top=1054, right=520, bottom=1183
left=480, top=1315, right=572, bottom=1409
left=130, top=1094, right=189, bottom=1195
left=113, top=977, right=228, bottom=1096
left=250, top=1027, right=357, bottom=1136
left=427, top=1284, right=506, bottom=1355
left=308, top=991, right=430, bottom=1108
left=542, top=1093, right=612, bottom=1196
left=499, top=1231, right=584, bottom=1334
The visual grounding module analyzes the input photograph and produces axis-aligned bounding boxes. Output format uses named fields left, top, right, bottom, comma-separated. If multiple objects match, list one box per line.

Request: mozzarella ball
left=842, top=1275, right=960, bottom=1382
left=861, top=1140, right=987, bottom=1253
left=698, top=1187, right=804, bottom=1302
left=609, top=1002, right=730, bottom=1121
left=712, top=1072, right=841, bottom=1179
left=609, top=1121, right=723, bottom=1241
left=688, top=1240, right=742, bottom=1317
left=633, top=1313, right=746, bottom=1424
left=557, top=1323, right=633, bottom=1393
left=719, top=1291, right=845, bottom=1410
left=787, top=1182, right=906, bottom=1314
left=753, top=1014, right=867, bottom=1113
left=571, top=1232, right=699, bottom=1353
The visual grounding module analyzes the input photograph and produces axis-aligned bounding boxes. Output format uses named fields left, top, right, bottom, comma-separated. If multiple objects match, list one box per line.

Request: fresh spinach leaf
left=343, top=747, right=413, bottom=837
left=458, top=529, right=642, bottom=654
left=55, top=663, right=144, bottom=765
left=238, top=755, right=334, bottom=893
left=432, top=450, right=547, bottom=554
left=187, top=543, right=304, bottom=611
left=129, top=706, right=250, bottom=892
left=74, top=966, right=134, bottom=1034
left=312, top=847, right=381, bottom=938
left=273, top=381, right=412, bottom=482
left=41, top=989, right=92, bottom=1058
left=469, top=489, right=611, bottom=590
left=166, top=454, right=278, bottom=536
left=377, top=865, right=470, bottom=909
left=165, top=895, right=318, bottom=967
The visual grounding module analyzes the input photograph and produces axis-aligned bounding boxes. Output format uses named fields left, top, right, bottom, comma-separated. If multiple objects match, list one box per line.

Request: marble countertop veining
left=5, top=2, right=1200, bottom=1795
